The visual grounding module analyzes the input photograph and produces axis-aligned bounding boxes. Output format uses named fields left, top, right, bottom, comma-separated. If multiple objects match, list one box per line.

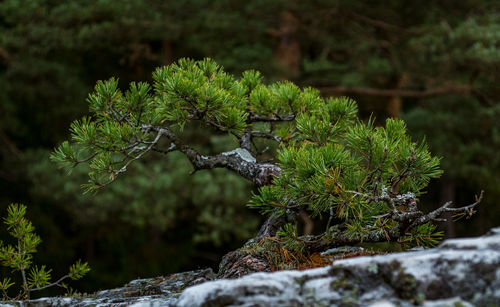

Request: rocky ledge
left=2, top=228, right=499, bottom=307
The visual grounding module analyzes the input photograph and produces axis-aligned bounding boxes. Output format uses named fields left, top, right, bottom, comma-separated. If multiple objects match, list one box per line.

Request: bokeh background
left=1, top=0, right=499, bottom=296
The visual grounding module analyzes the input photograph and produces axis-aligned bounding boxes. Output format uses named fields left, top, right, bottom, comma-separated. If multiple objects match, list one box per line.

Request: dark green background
left=1, top=0, right=499, bottom=296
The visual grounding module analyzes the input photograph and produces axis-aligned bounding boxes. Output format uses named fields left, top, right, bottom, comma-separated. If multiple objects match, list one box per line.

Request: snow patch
left=439, top=234, right=500, bottom=250
left=222, top=148, right=256, bottom=163
left=303, top=276, right=339, bottom=301
left=422, top=297, right=474, bottom=307
left=177, top=269, right=326, bottom=307
left=128, top=299, right=172, bottom=307
left=368, top=300, right=397, bottom=307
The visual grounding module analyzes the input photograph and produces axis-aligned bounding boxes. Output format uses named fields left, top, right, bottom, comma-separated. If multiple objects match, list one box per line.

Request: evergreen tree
left=0, top=204, right=89, bottom=300
left=0, top=0, right=262, bottom=288
left=52, top=59, right=482, bottom=273
left=1, top=0, right=497, bottom=285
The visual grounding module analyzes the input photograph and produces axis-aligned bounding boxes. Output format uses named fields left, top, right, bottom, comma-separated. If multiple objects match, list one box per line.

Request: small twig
left=108, top=104, right=133, bottom=126
left=257, top=147, right=271, bottom=157
left=365, top=136, right=373, bottom=174
left=365, top=146, right=388, bottom=184
left=240, top=126, right=254, bottom=155
left=269, top=201, right=303, bottom=209
left=325, top=207, right=334, bottom=232
left=408, top=191, right=484, bottom=229
left=390, top=153, right=415, bottom=194
left=75, top=153, right=98, bottom=163
left=371, top=213, right=390, bottom=219
left=251, top=131, right=282, bottom=143
left=248, top=114, right=295, bottom=122
left=0, top=247, right=23, bottom=256
left=28, top=274, right=70, bottom=292
left=18, top=239, right=28, bottom=299
left=135, top=105, right=144, bottom=127
left=114, top=129, right=164, bottom=176
left=152, top=143, right=177, bottom=154
left=345, top=189, right=395, bottom=208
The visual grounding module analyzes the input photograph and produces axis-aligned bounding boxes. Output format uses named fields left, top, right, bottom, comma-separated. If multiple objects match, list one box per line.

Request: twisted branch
left=141, top=125, right=281, bottom=187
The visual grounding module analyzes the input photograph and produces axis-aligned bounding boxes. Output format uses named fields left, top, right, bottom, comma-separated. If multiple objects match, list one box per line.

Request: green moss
left=330, top=278, right=359, bottom=305
left=330, top=278, right=353, bottom=290
left=390, top=269, right=426, bottom=304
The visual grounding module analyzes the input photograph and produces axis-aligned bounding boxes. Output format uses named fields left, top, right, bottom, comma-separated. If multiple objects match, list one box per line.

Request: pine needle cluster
left=51, top=58, right=482, bottom=252
left=0, top=204, right=90, bottom=300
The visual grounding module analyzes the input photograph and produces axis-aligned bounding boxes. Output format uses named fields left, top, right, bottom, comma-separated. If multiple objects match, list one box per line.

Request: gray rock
left=177, top=227, right=500, bottom=307
left=0, top=268, right=214, bottom=307
left=3, top=228, right=500, bottom=306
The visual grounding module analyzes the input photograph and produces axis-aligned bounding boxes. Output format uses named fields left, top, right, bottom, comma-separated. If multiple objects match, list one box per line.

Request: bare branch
left=408, top=190, right=484, bottom=229
left=299, top=226, right=401, bottom=252
left=345, top=189, right=396, bottom=210
left=250, top=131, right=282, bottom=143
left=365, top=146, right=388, bottom=184
left=114, top=128, right=164, bottom=176
left=239, top=126, right=254, bottom=155
left=151, top=143, right=177, bottom=155
left=141, top=125, right=281, bottom=187
left=75, top=153, right=97, bottom=163
left=390, top=153, right=415, bottom=194
left=28, top=274, right=70, bottom=292
left=92, top=129, right=167, bottom=190
left=248, top=114, right=295, bottom=123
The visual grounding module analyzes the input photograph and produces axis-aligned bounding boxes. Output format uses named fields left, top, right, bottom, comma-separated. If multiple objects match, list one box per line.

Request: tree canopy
left=1, top=0, right=498, bottom=292
left=52, top=59, right=482, bottom=253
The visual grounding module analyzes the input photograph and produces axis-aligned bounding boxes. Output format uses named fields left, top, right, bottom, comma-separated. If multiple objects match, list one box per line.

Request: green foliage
left=1, top=0, right=497, bottom=289
left=52, top=59, right=352, bottom=193
left=20, top=142, right=257, bottom=289
left=251, top=116, right=442, bottom=246
left=54, top=58, right=448, bottom=249
left=277, top=224, right=305, bottom=253
left=404, top=97, right=500, bottom=234
left=0, top=204, right=89, bottom=300
left=401, top=222, right=443, bottom=248
left=32, top=147, right=257, bottom=245
left=410, top=15, right=500, bottom=67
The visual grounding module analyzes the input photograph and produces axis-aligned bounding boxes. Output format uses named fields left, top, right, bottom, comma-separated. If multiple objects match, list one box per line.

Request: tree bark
left=145, top=126, right=282, bottom=187
left=386, top=73, right=409, bottom=118
left=272, top=11, right=301, bottom=78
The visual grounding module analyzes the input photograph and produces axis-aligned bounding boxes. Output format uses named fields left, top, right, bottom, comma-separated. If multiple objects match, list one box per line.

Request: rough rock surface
left=1, top=228, right=500, bottom=306
left=0, top=268, right=215, bottom=307
left=179, top=227, right=500, bottom=306
left=217, top=249, right=272, bottom=279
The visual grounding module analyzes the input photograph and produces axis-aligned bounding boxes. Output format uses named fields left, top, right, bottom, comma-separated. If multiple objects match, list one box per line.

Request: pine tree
left=52, top=58, right=482, bottom=269
left=2, top=0, right=496, bottom=285
left=0, top=204, right=90, bottom=300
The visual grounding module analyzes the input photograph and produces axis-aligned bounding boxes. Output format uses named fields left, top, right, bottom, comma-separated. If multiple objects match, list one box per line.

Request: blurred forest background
left=1, top=0, right=499, bottom=296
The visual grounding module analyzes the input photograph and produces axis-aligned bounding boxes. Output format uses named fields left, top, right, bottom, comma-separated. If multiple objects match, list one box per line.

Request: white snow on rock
left=222, top=148, right=256, bottom=163
left=368, top=300, right=397, bottom=307
left=177, top=227, right=500, bottom=307
left=2, top=229, right=500, bottom=306
left=439, top=234, right=500, bottom=250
